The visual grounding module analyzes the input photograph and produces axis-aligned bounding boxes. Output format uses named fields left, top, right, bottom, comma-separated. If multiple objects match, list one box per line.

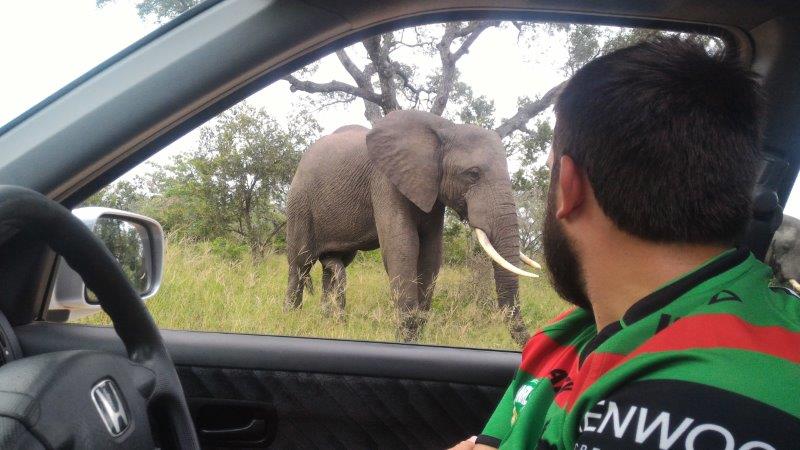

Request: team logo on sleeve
left=512, top=378, right=542, bottom=424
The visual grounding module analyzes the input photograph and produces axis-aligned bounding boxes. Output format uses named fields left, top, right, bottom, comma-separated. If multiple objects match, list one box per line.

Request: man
left=451, top=37, right=800, bottom=449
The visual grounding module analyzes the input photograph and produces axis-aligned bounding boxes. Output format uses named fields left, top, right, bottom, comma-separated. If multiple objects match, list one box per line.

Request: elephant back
left=288, top=125, right=378, bottom=249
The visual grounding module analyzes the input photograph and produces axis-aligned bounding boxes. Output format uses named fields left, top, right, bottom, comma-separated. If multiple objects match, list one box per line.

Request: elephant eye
left=462, top=167, right=481, bottom=183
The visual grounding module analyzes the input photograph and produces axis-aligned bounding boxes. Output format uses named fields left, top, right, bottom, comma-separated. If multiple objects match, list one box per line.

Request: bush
left=210, top=237, right=249, bottom=261
left=443, top=216, right=478, bottom=265
left=354, top=249, right=383, bottom=265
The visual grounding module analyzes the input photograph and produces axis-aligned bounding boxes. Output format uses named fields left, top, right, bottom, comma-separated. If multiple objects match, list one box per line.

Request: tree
left=83, top=178, right=147, bottom=211
left=144, top=104, right=320, bottom=256
left=96, top=0, right=199, bottom=23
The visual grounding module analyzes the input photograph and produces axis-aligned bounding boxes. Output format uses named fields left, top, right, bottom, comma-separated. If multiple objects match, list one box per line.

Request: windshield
left=0, top=0, right=163, bottom=127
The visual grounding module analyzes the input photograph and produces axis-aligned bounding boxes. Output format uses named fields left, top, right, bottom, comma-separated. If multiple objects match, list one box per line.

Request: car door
left=16, top=322, right=516, bottom=448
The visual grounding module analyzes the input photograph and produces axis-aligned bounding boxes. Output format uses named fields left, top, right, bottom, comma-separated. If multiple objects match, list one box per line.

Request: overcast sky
left=2, top=0, right=799, bottom=217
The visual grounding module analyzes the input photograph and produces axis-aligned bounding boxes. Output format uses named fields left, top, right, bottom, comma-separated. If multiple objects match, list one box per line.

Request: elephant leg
left=321, top=260, right=334, bottom=303
left=339, top=251, right=356, bottom=314
left=506, top=304, right=530, bottom=346
left=285, top=263, right=304, bottom=310
left=418, top=208, right=444, bottom=314
left=285, top=248, right=315, bottom=311
left=377, top=223, right=422, bottom=342
left=320, top=252, right=353, bottom=320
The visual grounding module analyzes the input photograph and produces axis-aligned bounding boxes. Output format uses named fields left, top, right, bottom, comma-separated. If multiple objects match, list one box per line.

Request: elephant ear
left=366, top=110, right=453, bottom=213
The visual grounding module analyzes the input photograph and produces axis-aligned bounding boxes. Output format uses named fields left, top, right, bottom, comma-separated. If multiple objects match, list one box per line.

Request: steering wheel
left=0, top=186, right=199, bottom=449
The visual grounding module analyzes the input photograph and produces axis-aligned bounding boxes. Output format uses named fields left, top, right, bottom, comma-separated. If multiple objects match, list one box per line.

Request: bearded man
left=451, top=37, right=800, bottom=450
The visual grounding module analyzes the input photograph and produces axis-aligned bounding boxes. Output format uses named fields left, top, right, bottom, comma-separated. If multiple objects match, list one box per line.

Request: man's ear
left=555, top=155, right=585, bottom=220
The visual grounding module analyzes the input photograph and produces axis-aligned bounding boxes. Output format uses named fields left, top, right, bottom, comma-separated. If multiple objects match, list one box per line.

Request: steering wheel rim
left=0, top=186, right=199, bottom=449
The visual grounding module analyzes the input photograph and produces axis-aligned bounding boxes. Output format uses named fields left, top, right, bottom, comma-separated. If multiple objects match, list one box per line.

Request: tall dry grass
left=79, top=239, right=566, bottom=350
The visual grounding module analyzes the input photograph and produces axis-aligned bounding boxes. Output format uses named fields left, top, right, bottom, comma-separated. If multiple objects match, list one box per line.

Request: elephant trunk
left=467, top=186, right=531, bottom=345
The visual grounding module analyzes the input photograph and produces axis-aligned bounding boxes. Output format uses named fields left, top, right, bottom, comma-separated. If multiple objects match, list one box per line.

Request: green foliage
left=354, top=249, right=383, bottom=265
left=87, top=104, right=320, bottom=257
left=147, top=104, right=320, bottom=256
left=442, top=210, right=478, bottom=265
left=210, top=237, right=249, bottom=261
left=94, top=218, right=149, bottom=292
left=83, top=179, right=147, bottom=211
left=96, top=0, right=200, bottom=23
left=458, top=94, right=497, bottom=129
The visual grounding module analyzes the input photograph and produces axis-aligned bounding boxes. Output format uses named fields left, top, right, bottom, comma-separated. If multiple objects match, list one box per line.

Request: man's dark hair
left=554, top=36, right=764, bottom=244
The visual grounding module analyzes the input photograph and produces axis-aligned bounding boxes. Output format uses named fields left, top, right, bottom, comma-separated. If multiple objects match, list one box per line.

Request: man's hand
left=447, top=436, right=476, bottom=450
left=447, top=436, right=498, bottom=450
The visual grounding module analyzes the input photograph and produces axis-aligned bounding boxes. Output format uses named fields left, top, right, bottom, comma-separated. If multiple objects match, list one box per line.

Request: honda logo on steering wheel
left=91, top=378, right=130, bottom=437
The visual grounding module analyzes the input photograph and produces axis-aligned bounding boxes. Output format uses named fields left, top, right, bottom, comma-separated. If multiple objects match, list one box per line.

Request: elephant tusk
left=474, top=229, right=538, bottom=278
left=790, top=279, right=800, bottom=292
left=519, top=252, right=542, bottom=270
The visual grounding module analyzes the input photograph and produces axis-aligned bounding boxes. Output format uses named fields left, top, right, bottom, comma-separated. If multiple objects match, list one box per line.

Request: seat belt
left=744, top=187, right=783, bottom=261
left=743, top=150, right=792, bottom=261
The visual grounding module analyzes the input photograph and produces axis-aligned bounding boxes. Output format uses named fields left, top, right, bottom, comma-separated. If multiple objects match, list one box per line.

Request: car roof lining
left=310, top=0, right=798, bottom=32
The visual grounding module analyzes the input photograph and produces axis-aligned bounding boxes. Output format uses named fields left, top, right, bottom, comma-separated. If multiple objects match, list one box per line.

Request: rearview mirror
left=48, top=207, right=165, bottom=321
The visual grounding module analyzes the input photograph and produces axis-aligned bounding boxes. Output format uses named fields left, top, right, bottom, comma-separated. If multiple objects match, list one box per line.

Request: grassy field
left=79, top=240, right=566, bottom=350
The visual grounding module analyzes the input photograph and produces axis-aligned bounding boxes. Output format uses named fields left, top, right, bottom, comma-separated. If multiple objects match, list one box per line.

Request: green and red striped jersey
left=478, top=248, right=800, bottom=449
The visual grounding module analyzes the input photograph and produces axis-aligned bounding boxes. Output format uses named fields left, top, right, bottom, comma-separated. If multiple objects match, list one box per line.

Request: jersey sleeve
left=475, top=377, right=517, bottom=447
left=575, top=379, right=800, bottom=449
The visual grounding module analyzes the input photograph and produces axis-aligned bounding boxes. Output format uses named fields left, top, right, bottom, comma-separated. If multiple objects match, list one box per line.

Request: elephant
left=284, top=110, right=540, bottom=344
left=766, top=214, right=800, bottom=291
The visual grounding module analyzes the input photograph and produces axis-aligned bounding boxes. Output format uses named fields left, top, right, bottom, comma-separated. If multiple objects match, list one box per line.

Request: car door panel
left=15, top=323, right=517, bottom=449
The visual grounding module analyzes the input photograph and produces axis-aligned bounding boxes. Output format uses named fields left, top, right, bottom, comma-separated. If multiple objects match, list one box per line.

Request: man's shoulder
left=591, top=306, right=800, bottom=420
left=648, top=259, right=800, bottom=363
left=643, top=309, right=800, bottom=364
left=518, top=308, right=594, bottom=376
left=575, top=283, right=800, bottom=415
left=683, top=259, right=800, bottom=322
left=664, top=271, right=800, bottom=360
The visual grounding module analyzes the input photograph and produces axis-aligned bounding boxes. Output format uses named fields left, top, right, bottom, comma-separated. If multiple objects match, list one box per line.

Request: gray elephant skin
left=284, top=110, right=535, bottom=345
left=767, top=214, right=800, bottom=290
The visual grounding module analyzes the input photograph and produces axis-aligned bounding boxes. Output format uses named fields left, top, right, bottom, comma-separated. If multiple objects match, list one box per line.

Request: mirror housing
left=48, top=207, right=165, bottom=321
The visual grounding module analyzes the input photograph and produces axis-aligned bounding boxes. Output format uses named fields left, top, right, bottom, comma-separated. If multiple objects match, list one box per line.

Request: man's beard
left=542, top=186, right=591, bottom=310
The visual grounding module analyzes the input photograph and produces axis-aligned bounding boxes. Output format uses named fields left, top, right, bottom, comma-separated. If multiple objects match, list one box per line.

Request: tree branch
left=336, top=49, right=370, bottom=88
left=495, top=81, right=565, bottom=139
left=393, top=63, right=431, bottom=109
left=311, top=97, right=357, bottom=112
left=451, top=21, right=485, bottom=38
left=362, top=35, right=400, bottom=114
left=335, top=49, right=383, bottom=123
left=430, top=21, right=498, bottom=116
left=362, top=101, right=383, bottom=123
left=451, top=21, right=497, bottom=61
left=226, top=224, right=247, bottom=238
left=265, top=220, right=286, bottom=243
left=283, top=75, right=382, bottom=105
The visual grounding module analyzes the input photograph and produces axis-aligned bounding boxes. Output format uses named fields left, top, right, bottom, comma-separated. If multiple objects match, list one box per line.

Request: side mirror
left=47, top=207, right=165, bottom=321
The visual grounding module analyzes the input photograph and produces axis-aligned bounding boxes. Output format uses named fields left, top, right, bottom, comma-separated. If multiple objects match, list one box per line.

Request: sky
left=2, top=0, right=799, bottom=217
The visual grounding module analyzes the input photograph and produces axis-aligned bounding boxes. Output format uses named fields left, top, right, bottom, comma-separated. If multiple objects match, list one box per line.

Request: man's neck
left=581, top=238, right=729, bottom=331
